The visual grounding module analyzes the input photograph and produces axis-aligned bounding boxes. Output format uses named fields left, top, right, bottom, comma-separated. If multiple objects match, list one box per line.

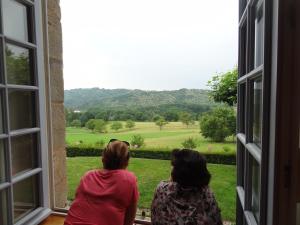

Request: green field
left=66, top=122, right=236, bottom=153
left=67, top=157, right=236, bottom=221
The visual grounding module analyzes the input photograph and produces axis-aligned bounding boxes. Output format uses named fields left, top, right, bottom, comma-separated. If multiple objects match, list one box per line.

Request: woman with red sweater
left=64, top=140, right=139, bottom=225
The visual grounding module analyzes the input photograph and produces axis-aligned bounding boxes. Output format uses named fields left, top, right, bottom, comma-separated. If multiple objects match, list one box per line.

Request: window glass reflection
left=2, top=0, right=29, bottom=42
left=0, top=94, right=4, bottom=134
left=6, top=44, right=33, bottom=85
left=0, top=190, right=8, bottom=225
left=11, top=134, right=37, bottom=176
left=13, top=175, right=39, bottom=222
left=8, top=90, right=36, bottom=130
left=253, top=77, right=262, bottom=147
left=0, top=141, right=5, bottom=183
left=254, top=4, right=264, bottom=67
left=252, top=158, right=261, bottom=223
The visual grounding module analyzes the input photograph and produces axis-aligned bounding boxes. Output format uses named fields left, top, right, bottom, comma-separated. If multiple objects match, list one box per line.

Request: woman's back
left=151, top=181, right=222, bottom=225
left=65, top=169, right=139, bottom=225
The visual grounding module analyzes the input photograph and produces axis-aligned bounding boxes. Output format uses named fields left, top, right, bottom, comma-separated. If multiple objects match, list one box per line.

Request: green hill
left=64, top=88, right=213, bottom=110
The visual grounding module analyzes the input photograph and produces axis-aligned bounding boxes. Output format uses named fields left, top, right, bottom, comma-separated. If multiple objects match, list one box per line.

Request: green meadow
left=67, top=157, right=236, bottom=221
left=66, top=122, right=236, bottom=153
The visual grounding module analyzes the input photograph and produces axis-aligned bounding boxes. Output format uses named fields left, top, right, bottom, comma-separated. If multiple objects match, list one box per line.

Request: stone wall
left=47, top=0, right=67, bottom=208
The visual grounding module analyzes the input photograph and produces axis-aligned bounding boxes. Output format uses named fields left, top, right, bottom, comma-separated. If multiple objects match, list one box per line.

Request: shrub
left=130, top=135, right=145, bottom=148
left=70, top=119, right=81, bottom=127
left=181, top=137, right=197, bottom=149
left=125, top=120, right=135, bottom=129
left=94, top=119, right=107, bottom=133
left=199, top=107, right=236, bottom=142
left=66, top=146, right=236, bottom=165
left=110, top=121, right=123, bottom=132
left=95, top=140, right=105, bottom=148
left=85, top=119, right=96, bottom=130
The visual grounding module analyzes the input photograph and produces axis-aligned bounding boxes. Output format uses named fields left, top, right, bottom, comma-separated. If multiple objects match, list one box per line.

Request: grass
left=66, top=122, right=236, bottom=154
left=67, top=157, right=236, bottom=221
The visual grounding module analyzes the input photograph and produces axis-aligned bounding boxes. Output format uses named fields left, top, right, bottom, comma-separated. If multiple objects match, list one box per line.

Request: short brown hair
left=102, top=141, right=130, bottom=170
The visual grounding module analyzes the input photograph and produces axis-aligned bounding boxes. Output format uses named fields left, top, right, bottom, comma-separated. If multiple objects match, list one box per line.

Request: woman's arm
left=124, top=201, right=138, bottom=225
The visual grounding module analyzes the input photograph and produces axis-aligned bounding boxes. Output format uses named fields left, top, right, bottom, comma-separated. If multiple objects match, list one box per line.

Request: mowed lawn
left=66, top=122, right=236, bottom=153
left=67, top=157, right=236, bottom=221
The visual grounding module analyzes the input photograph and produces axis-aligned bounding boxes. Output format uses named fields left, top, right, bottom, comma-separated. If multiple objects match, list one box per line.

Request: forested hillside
left=65, top=88, right=212, bottom=110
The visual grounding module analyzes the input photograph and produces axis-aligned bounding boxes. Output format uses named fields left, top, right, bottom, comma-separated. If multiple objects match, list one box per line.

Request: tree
left=130, top=134, right=145, bottom=148
left=110, top=121, right=123, bottom=132
left=182, top=137, right=198, bottom=149
left=199, top=107, right=236, bottom=142
left=70, top=119, right=81, bottom=127
left=94, top=119, right=107, bottom=133
left=125, top=120, right=135, bottom=129
left=207, top=67, right=238, bottom=106
left=155, top=117, right=168, bottom=130
left=85, top=119, right=96, bottom=130
left=180, top=112, right=194, bottom=128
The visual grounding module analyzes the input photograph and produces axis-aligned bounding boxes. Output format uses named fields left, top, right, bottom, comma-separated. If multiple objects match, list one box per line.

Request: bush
left=85, top=119, right=96, bottom=130
left=110, top=121, right=123, bottom=132
left=70, top=119, right=81, bottom=127
left=125, top=120, right=135, bottom=129
left=66, top=146, right=236, bottom=165
left=223, top=146, right=231, bottom=153
left=94, top=119, right=107, bottom=133
left=181, top=137, right=197, bottom=149
left=131, top=134, right=145, bottom=148
left=200, top=107, right=236, bottom=142
left=95, top=140, right=105, bottom=148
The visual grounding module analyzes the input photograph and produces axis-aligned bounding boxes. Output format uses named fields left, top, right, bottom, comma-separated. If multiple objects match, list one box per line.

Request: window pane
left=11, top=134, right=38, bottom=176
left=253, top=77, right=262, bottom=147
left=238, top=83, right=246, bottom=133
left=239, top=24, right=247, bottom=77
left=13, top=175, right=39, bottom=222
left=0, top=189, right=8, bottom=225
left=254, top=4, right=264, bottom=67
left=8, top=90, right=36, bottom=130
left=0, top=93, right=4, bottom=134
left=0, top=141, right=6, bottom=183
left=6, top=44, right=34, bottom=85
left=252, top=158, right=261, bottom=223
left=2, top=0, right=29, bottom=42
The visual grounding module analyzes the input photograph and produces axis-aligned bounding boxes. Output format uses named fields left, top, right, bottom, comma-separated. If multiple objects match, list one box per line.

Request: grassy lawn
left=66, top=122, right=236, bottom=154
left=67, top=157, right=236, bottom=221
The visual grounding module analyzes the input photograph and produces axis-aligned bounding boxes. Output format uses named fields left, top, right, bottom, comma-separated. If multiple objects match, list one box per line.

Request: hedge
left=66, top=146, right=236, bottom=165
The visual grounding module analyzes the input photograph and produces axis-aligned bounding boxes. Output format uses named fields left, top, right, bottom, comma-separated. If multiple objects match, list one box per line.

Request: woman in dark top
left=151, top=149, right=222, bottom=225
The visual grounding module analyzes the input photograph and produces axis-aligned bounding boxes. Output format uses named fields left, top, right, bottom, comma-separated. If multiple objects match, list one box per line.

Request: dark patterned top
left=151, top=181, right=223, bottom=225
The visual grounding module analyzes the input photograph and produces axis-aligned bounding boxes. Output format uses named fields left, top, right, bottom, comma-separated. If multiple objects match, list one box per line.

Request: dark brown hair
left=102, top=141, right=130, bottom=170
left=171, top=149, right=211, bottom=188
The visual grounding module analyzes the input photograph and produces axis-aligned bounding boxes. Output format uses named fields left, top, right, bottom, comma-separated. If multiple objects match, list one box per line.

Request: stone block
left=49, top=59, right=64, bottom=103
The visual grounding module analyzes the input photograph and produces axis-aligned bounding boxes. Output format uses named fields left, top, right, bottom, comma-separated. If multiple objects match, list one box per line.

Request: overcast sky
left=61, top=0, right=238, bottom=91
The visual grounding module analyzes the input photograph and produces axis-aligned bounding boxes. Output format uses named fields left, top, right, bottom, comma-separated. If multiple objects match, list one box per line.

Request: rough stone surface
left=47, top=0, right=67, bottom=208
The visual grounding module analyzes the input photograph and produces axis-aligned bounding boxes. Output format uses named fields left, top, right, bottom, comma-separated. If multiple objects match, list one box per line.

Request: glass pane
left=0, top=94, right=4, bottom=134
left=0, top=141, right=6, bottom=183
left=11, top=134, right=38, bottom=176
left=8, top=90, right=36, bottom=130
left=252, top=158, right=261, bottom=223
left=13, top=175, right=39, bottom=222
left=239, top=24, right=247, bottom=77
left=239, top=84, right=246, bottom=133
left=2, top=0, right=29, bottom=42
left=0, top=189, right=8, bottom=225
left=6, top=44, right=34, bottom=85
left=254, top=4, right=264, bottom=67
left=253, top=77, right=262, bottom=147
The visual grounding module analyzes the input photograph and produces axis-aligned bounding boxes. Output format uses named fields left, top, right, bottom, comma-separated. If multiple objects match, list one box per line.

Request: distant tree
left=131, top=134, right=145, bottom=148
left=182, top=137, right=198, bottom=149
left=207, top=67, right=238, bottom=106
left=199, top=107, right=236, bottom=142
left=85, top=119, right=96, bottom=130
left=155, top=117, right=168, bottom=130
left=70, top=119, right=81, bottom=128
left=80, top=112, right=95, bottom=127
left=125, top=120, right=135, bottom=129
left=164, top=111, right=179, bottom=121
left=110, top=121, right=123, bottom=132
left=94, top=119, right=107, bottom=133
left=180, top=112, right=194, bottom=128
